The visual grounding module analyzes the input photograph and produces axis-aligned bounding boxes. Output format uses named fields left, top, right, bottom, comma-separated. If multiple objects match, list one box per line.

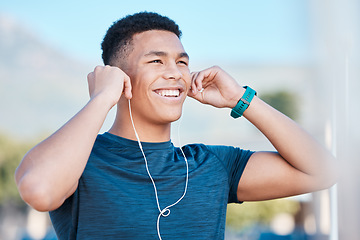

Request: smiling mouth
left=154, top=89, right=181, bottom=97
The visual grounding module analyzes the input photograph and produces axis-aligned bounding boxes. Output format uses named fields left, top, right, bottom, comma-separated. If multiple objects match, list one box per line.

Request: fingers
left=191, top=71, right=200, bottom=88
left=188, top=69, right=212, bottom=102
left=190, top=71, right=204, bottom=95
left=122, top=74, right=132, bottom=100
left=190, top=66, right=219, bottom=95
left=87, top=71, right=94, bottom=82
left=87, top=72, right=95, bottom=97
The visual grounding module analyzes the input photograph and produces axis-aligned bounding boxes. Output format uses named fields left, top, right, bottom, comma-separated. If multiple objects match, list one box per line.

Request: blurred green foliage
left=0, top=133, right=32, bottom=204
left=260, top=90, right=299, bottom=120
left=226, top=198, right=300, bottom=230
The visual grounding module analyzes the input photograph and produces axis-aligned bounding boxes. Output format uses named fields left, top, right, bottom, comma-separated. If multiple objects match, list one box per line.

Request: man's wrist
left=89, top=92, right=118, bottom=112
left=229, top=87, right=246, bottom=108
left=230, top=86, right=257, bottom=118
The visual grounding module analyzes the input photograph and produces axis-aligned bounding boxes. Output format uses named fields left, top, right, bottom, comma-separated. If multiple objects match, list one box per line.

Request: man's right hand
left=87, top=65, right=132, bottom=108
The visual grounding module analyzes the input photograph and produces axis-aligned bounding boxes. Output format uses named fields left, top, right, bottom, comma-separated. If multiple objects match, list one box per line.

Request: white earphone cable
left=128, top=100, right=189, bottom=240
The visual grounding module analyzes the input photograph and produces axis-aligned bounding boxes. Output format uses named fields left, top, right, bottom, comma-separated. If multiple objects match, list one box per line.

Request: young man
left=15, top=12, right=336, bottom=239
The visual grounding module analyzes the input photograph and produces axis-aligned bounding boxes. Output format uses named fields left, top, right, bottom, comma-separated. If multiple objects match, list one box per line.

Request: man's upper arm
left=237, top=151, right=317, bottom=202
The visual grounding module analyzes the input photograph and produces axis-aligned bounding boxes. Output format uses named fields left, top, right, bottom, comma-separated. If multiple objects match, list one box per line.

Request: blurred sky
left=0, top=0, right=313, bottom=66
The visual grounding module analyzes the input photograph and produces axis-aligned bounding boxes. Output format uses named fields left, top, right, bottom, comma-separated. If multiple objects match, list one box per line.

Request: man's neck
left=108, top=109, right=172, bottom=143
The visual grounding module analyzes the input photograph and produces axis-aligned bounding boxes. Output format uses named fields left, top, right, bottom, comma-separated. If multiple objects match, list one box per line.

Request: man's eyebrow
left=144, top=51, right=167, bottom=57
left=179, top=52, right=190, bottom=59
left=144, top=51, right=189, bottom=59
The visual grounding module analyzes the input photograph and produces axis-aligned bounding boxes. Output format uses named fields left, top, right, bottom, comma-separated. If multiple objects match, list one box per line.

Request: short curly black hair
left=101, top=12, right=182, bottom=66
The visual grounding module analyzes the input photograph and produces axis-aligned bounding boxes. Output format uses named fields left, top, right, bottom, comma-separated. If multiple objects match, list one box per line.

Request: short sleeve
left=49, top=188, right=79, bottom=239
left=206, top=145, right=254, bottom=203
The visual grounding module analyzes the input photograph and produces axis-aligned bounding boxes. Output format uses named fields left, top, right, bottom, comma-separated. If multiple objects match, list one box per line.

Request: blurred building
left=308, top=0, right=360, bottom=239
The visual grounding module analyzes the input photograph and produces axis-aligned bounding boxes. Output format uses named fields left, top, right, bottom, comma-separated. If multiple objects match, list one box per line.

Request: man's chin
left=158, top=110, right=183, bottom=124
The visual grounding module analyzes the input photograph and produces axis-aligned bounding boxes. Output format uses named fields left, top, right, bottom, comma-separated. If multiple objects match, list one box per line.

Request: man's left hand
left=188, top=66, right=244, bottom=108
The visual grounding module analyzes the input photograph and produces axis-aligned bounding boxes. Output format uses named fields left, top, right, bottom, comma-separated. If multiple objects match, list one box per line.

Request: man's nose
left=163, top=63, right=182, bottom=80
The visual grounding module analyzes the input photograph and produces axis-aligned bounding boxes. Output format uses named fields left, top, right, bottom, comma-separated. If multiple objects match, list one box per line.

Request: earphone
left=128, top=99, right=189, bottom=240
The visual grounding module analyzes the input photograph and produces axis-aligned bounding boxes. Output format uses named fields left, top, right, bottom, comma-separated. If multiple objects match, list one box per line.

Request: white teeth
left=157, top=89, right=180, bottom=97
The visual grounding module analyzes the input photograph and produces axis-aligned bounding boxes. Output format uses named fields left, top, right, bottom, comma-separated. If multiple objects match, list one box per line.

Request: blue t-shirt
left=50, top=132, right=253, bottom=239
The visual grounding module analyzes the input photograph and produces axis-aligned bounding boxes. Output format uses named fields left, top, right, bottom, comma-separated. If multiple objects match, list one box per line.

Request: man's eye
left=150, top=60, right=162, bottom=64
left=177, top=61, right=188, bottom=66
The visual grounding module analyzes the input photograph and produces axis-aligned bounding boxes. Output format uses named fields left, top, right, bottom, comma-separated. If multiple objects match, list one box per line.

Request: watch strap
left=230, top=86, right=257, bottom=118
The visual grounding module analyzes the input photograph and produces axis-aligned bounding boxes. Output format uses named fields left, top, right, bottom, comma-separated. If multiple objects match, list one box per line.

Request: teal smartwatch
left=230, top=86, right=257, bottom=118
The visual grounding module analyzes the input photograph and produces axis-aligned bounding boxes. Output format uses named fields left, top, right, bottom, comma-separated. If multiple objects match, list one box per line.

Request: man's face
left=123, top=30, right=191, bottom=125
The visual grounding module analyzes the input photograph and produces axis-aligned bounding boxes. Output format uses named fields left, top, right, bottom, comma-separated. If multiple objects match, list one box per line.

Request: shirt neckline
left=101, top=132, right=173, bottom=150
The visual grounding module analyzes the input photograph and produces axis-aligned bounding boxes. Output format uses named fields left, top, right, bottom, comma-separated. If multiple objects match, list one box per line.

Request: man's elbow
left=16, top=175, right=62, bottom=212
left=317, top=166, right=338, bottom=191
